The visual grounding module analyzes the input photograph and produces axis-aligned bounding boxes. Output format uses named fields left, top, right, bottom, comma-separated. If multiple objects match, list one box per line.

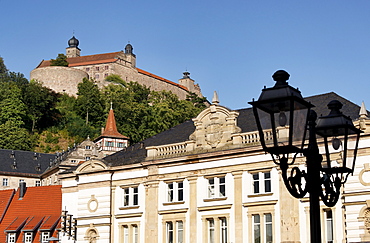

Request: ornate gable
left=190, top=92, right=241, bottom=150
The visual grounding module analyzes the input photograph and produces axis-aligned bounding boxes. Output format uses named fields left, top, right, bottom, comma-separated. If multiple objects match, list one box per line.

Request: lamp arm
left=279, top=157, right=308, bottom=198
left=319, top=173, right=342, bottom=207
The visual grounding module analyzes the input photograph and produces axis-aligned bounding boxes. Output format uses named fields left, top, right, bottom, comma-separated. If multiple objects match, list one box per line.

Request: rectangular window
left=7, top=233, right=16, bottom=243
left=265, top=213, right=273, bottom=243
left=208, top=219, right=215, bottom=243
left=118, top=142, right=125, bottom=148
left=133, top=225, right=138, bottom=243
left=2, top=178, right=8, bottom=186
left=220, top=217, right=227, bottom=243
left=35, top=180, right=41, bottom=187
left=123, top=226, right=129, bottom=242
left=253, top=173, right=260, bottom=193
left=86, top=67, right=90, bottom=72
left=252, top=171, right=272, bottom=194
left=41, top=232, right=50, bottom=243
left=167, top=222, right=174, bottom=243
left=167, top=181, right=184, bottom=202
left=106, top=141, right=114, bottom=147
left=208, top=176, right=226, bottom=198
left=85, top=157, right=91, bottom=161
left=70, top=160, right=77, bottom=163
left=104, top=73, right=108, bottom=78
left=177, top=221, right=183, bottom=243
left=96, top=66, right=100, bottom=71
left=264, top=172, right=271, bottom=193
left=24, top=232, right=32, bottom=243
left=326, top=210, right=333, bottom=243
left=105, top=65, right=109, bottom=70
left=253, top=214, right=261, bottom=243
left=85, top=145, right=91, bottom=149
left=122, top=186, right=139, bottom=207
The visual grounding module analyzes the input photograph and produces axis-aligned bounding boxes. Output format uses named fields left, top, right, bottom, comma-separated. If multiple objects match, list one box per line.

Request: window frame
left=122, top=186, right=139, bottom=207
left=207, top=176, right=226, bottom=199
left=252, top=171, right=272, bottom=194
left=166, top=181, right=184, bottom=203
left=3, top=178, right=8, bottom=186
left=41, top=231, right=50, bottom=243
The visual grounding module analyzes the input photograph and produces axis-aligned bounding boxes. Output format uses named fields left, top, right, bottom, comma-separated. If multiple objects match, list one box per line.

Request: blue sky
left=1, top=0, right=370, bottom=111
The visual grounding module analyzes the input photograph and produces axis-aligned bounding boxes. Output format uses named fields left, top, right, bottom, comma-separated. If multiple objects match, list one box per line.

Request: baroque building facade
left=58, top=89, right=370, bottom=243
left=30, top=36, right=203, bottom=99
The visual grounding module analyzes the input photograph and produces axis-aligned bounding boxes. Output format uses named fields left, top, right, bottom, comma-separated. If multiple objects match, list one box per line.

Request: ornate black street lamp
left=249, top=70, right=362, bottom=242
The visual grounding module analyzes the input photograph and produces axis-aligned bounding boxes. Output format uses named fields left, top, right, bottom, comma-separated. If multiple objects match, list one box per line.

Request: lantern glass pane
left=321, top=134, right=358, bottom=172
left=256, top=100, right=309, bottom=154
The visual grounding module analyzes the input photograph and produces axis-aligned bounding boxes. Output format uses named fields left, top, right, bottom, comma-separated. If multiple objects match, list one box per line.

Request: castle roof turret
left=68, top=36, right=79, bottom=48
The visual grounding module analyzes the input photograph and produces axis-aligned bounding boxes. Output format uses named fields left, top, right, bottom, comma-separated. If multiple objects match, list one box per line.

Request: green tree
left=50, top=53, right=69, bottom=67
left=0, top=120, right=35, bottom=150
left=76, top=78, right=105, bottom=127
left=23, top=80, right=60, bottom=132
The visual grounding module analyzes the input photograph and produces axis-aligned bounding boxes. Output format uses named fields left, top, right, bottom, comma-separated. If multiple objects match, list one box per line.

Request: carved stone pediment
left=190, top=104, right=241, bottom=150
left=75, top=159, right=108, bottom=173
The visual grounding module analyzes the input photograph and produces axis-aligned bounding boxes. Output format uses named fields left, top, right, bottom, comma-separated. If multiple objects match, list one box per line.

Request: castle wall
left=30, top=66, right=88, bottom=95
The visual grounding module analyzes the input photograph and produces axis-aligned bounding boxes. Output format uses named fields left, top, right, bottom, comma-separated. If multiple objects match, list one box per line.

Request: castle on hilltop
left=30, top=36, right=203, bottom=99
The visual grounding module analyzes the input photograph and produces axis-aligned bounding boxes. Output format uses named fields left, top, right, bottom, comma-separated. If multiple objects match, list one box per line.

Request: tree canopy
left=50, top=53, right=69, bottom=67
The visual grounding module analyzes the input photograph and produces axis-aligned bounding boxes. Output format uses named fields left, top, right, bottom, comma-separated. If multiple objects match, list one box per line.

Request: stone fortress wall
left=30, top=37, right=203, bottom=100
left=30, top=66, right=88, bottom=95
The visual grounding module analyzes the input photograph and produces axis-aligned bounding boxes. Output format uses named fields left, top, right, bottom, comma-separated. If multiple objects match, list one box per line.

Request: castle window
left=3, top=178, right=8, bottom=186
left=104, top=73, right=108, bottom=78
left=96, top=66, right=100, bottom=71
left=86, top=67, right=90, bottom=72
left=85, top=145, right=91, bottom=150
left=35, top=180, right=41, bottom=187
left=105, top=65, right=109, bottom=70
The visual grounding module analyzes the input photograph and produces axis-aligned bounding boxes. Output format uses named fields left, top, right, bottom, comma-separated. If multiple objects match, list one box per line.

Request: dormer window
left=24, top=232, right=33, bottom=243
left=7, top=233, right=16, bottom=242
left=41, top=232, right=50, bottom=243
left=85, top=146, right=91, bottom=150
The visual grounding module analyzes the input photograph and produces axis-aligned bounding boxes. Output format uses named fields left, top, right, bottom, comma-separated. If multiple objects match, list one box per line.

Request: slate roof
left=104, top=92, right=364, bottom=167
left=0, top=185, right=61, bottom=242
left=0, top=150, right=57, bottom=177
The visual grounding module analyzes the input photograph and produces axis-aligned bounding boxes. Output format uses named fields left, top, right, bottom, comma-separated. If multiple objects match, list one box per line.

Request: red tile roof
left=37, top=52, right=121, bottom=68
left=0, top=185, right=62, bottom=242
left=137, top=68, right=188, bottom=91
left=101, top=109, right=129, bottom=139
left=0, top=189, right=14, bottom=223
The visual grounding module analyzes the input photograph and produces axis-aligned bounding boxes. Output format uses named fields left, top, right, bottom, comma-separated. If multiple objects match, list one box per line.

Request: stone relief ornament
left=205, top=122, right=223, bottom=148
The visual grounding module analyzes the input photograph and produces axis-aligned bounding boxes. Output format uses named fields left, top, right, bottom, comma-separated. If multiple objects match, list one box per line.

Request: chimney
left=19, top=181, right=27, bottom=200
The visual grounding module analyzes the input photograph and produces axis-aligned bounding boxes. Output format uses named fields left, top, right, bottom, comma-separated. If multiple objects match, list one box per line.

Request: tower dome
left=68, top=36, right=79, bottom=48
left=125, top=43, right=133, bottom=54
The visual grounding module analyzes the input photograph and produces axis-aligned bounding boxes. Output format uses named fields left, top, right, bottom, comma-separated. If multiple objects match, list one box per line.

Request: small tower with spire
left=93, top=105, right=129, bottom=155
left=178, top=71, right=203, bottom=97
left=66, top=36, right=81, bottom=58
left=357, top=101, right=370, bottom=133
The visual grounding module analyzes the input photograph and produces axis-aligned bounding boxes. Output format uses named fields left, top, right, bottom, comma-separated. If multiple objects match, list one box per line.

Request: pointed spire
left=212, top=91, right=219, bottom=105
left=360, top=101, right=368, bottom=118
left=102, top=108, right=128, bottom=139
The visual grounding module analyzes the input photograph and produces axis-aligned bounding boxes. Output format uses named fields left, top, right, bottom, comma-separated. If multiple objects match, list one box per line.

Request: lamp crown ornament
left=272, top=70, right=290, bottom=87
left=327, top=100, right=343, bottom=116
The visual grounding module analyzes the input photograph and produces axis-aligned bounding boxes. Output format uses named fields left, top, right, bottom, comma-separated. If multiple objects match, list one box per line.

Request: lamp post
left=249, top=70, right=362, bottom=242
